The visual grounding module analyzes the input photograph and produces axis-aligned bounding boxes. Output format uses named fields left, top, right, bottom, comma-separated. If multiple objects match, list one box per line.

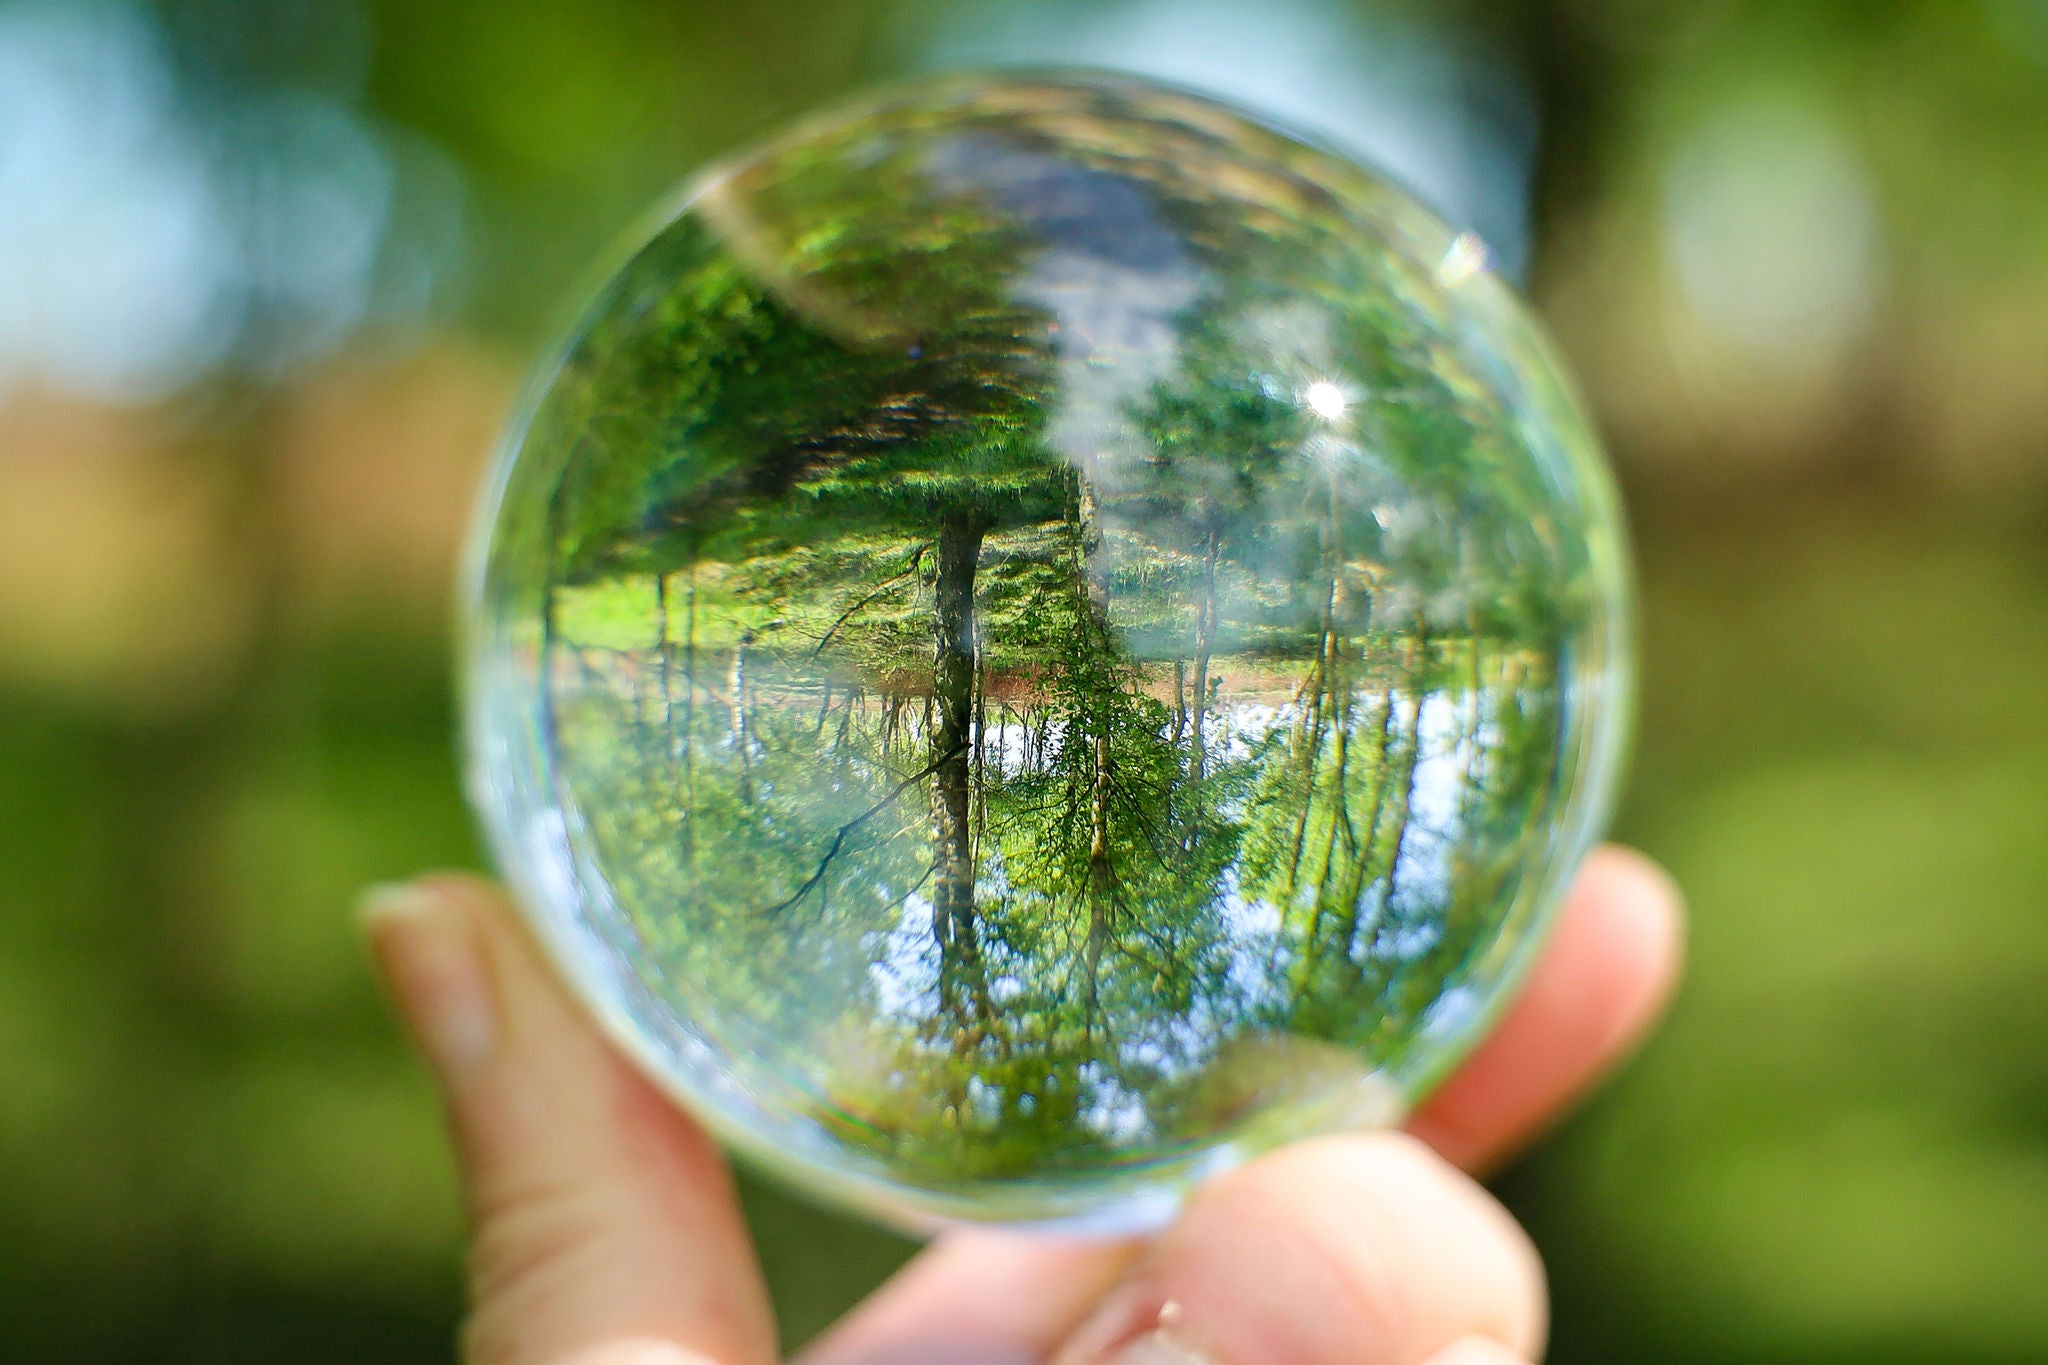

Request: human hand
left=361, top=846, right=1681, bottom=1365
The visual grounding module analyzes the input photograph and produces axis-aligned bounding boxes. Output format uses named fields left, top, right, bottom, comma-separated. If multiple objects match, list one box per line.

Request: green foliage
left=495, top=81, right=1605, bottom=1204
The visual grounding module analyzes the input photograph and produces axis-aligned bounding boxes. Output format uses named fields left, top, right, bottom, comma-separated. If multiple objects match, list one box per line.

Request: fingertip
left=1405, top=845, right=1685, bottom=1172
left=394, top=872, right=603, bottom=1069
left=397, top=871, right=533, bottom=963
left=360, top=878, right=501, bottom=1086
left=1055, top=1132, right=1546, bottom=1365
left=1575, top=844, right=1687, bottom=1040
left=1584, top=841, right=1682, bottom=905
left=1584, top=845, right=1685, bottom=945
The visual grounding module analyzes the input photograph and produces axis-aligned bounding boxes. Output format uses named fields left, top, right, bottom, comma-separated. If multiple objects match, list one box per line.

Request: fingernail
left=360, top=881, right=498, bottom=1084
left=1058, top=1293, right=1213, bottom=1365
left=1419, top=1337, right=1530, bottom=1365
left=1101, top=1332, right=1210, bottom=1365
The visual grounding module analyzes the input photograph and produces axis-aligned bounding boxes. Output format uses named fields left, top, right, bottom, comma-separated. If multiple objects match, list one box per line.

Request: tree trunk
left=1075, top=477, right=1117, bottom=1043
left=730, top=628, right=753, bottom=803
left=1282, top=574, right=1344, bottom=904
left=973, top=649, right=988, bottom=871
left=1331, top=685, right=1398, bottom=955
left=1362, top=683, right=1429, bottom=964
left=539, top=476, right=571, bottom=741
left=1082, top=718, right=1114, bottom=1042
left=1172, top=657, right=1187, bottom=746
left=681, top=571, right=697, bottom=865
left=1189, top=535, right=1220, bottom=781
left=931, top=515, right=989, bottom=1027
left=655, top=571, right=671, bottom=734
left=1293, top=692, right=1355, bottom=984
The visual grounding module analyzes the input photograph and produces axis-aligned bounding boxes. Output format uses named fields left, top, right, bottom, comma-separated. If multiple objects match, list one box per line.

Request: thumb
left=363, top=875, right=777, bottom=1365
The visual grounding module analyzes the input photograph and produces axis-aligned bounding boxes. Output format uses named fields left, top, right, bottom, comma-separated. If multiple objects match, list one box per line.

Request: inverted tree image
left=481, top=79, right=1614, bottom=1197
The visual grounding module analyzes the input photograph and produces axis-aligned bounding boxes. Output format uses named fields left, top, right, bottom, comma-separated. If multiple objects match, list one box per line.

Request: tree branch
left=809, top=544, right=928, bottom=659
left=763, top=739, right=967, bottom=918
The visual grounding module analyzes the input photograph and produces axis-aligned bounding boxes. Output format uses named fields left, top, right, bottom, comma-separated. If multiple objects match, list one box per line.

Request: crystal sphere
left=463, top=74, right=1630, bottom=1230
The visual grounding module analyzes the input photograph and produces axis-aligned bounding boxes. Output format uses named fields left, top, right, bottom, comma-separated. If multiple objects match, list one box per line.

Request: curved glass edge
left=454, top=68, right=1637, bottom=1233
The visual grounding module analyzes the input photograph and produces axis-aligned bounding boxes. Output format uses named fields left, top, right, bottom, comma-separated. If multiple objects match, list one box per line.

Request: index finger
left=1406, top=845, right=1684, bottom=1171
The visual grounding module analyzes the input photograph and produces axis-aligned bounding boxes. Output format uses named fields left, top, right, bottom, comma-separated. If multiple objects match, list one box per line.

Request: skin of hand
left=361, top=845, right=1682, bottom=1365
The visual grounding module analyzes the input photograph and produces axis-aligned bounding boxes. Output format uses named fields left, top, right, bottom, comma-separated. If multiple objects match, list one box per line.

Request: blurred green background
left=2, top=0, right=2045, bottom=1360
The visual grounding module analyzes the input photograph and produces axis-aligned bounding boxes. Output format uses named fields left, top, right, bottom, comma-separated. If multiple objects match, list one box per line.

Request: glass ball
left=463, top=73, right=1630, bottom=1230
